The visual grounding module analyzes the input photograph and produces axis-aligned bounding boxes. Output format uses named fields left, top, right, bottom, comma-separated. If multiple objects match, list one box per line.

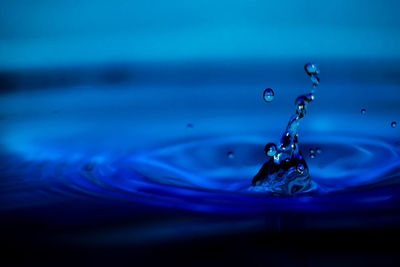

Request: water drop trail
left=252, top=63, right=320, bottom=195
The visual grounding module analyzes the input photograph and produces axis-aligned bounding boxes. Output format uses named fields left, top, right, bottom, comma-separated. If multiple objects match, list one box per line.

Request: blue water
left=1, top=62, right=400, bottom=219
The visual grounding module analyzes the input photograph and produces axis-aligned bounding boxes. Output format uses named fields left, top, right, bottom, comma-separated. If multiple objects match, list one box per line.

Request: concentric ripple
left=2, top=135, right=400, bottom=214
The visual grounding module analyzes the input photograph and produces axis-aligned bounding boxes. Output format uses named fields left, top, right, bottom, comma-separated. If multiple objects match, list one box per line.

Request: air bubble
left=263, top=88, right=275, bottom=103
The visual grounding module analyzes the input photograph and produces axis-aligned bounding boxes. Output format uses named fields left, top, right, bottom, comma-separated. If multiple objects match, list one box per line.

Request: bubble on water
left=304, top=62, right=320, bottom=76
left=264, top=143, right=277, bottom=157
left=361, top=108, right=366, bottom=115
left=227, top=151, right=234, bottom=159
left=263, top=88, right=275, bottom=103
left=297, top=164, right=305, bottom=174
left=391, top=121, right=397, bottom=128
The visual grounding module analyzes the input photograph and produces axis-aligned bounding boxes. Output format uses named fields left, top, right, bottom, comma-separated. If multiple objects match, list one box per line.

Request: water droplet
left=297, top=164, right=305, bottom=174
left=309, top=148, right=315, bottom=154
left=309, top=153, right=316, bottom=159
left=304, top=62, right=319, bottom=76
left=264, top=143, right=277, bottom=157
left=227, top=151, right=234, bottom=159
left=391, top=121, right=397, bottom=128
left=361, top=108, right=366, bottom=115
left=263, top=88, right=274, bottom=103
left=310, top=75, right=320, bottom=86
left=316, top=147, right=322, bottom=154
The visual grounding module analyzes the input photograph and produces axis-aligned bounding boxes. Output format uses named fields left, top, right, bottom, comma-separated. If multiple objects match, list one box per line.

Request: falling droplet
left=361, top=108, right=366, bottom=115
left=304, top=62, right=320, bottom=76
left=391, top=121, right=397, bottom=128
left=310, top=75, right=320, bottom=87
left=227, top=151, right=234, bottom=159
left=263, top=88, right=275, bottom=103
left=264, top=143, right=277, bottom=157
left=297, top=164, right=305, bottom=174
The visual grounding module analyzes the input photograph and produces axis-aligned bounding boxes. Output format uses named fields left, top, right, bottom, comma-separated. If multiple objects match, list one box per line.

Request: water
left=1, top=62, right=400, bottom=221
left=252, top=63, right=320, bottom=195
left=263, top=88, right=275, bottom=103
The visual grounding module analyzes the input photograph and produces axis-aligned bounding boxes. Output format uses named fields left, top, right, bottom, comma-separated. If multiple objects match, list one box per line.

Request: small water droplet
left=309, top=153, right=316, bottom=159
left=309, top=148, right=315, bottom=154
left=361, top=108, right=366, bottom=115
left=297, top=164, right=305, bottom=174
left=264, top=143, right=277, bottom=157
left=391, top=121, right=397, bottom=128
left=316, top=147, right=321, bottom=154
left=304, top=62, right=319, bottom=76
left=227, top=151, right=234, bottom=159
left=310, top=75, right=320, bottom=86
left=263, top=88, right=274, bottom=103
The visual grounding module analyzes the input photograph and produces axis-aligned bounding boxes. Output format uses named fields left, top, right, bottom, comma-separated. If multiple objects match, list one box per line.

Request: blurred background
left=1, top=0, right=400, bottom=266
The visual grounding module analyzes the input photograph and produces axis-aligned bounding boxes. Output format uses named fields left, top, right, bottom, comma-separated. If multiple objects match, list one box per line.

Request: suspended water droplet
left=310, top=75, right=320, bottom=87
left=391, top=121, right=397, bottom=128
left=304, top=62, right=320, bottom=76
left=361, top=108, right=366, bottom=115
left=297, top=164, right=305, bottom=174
left=264, top=143, right=277, bottom=157
left=227, top=151, right=234, bottom=159
left=263, top=88, right=274, bottom=103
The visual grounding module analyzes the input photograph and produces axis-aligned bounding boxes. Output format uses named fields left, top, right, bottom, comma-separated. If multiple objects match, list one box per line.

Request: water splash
left=252, top=63, right=320, bottom=195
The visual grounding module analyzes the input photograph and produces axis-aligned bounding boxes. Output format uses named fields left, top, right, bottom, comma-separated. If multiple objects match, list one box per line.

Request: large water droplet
left=263, top=88, right=274, bottom=103
left=264, top=143, right=277, bottom=157
left=304, top=62, right=320, bottom=76
left=391, top=121, right=397, bottom=128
